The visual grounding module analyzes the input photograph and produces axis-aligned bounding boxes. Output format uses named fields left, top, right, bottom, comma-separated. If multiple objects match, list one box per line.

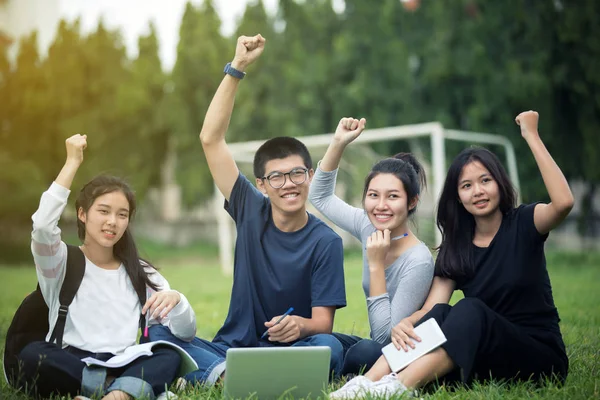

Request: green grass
left=1, top=246, right=599, bottom=399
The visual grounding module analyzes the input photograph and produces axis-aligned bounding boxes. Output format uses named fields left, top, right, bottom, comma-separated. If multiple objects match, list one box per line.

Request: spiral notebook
left=81, top=340, right=197, bottom=377
left=381, top=318, right=447, bottom=372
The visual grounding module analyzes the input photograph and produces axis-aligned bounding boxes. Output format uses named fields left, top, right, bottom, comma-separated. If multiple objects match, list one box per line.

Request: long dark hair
left=435, top=147, right=517, bottom=280
left=75, top=175, right=158, bottom=292
left=362, top=153, right=427, bottom=216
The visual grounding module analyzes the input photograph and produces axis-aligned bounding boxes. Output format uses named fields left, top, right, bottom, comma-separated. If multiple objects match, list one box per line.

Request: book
left=381, top=318, right=447, bottom=372
left=81, top=340, right=198, bottom=377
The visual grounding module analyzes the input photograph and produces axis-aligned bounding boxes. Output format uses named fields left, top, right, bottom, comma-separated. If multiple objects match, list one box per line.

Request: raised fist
left=232, top=34, right=266, bottom=71
left=515, top=110, right=539, bottom=139
left=65, top=134, right=87, bottom=164
left=334, top=117, right=367, bottom=146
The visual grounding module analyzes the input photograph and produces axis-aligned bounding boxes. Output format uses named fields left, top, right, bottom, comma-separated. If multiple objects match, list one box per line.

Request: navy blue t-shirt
left=213, top=173, right=346, bottom=347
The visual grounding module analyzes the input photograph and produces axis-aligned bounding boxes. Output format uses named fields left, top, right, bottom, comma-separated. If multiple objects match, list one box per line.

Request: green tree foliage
left=270, top=0, right=342, bottom=138
left=1, top=32, right=48, bottom=220
left=2, top=0, right=598, bottom=263
left=0, top=19, right=169, bottom=262
left=227, top=0, right=277, bottom=144
left=0, top=33, right=49, bottom=261
left=113, top=22, right=169, bottom=194
left=170, top=0, right=228, bottom=205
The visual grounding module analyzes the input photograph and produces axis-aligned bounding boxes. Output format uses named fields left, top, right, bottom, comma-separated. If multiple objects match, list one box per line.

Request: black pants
left=17, top=341, right=181, bottom=399
left=420, top=298, right=569, bottom=384
left=333, top=333, right=385, bottom=376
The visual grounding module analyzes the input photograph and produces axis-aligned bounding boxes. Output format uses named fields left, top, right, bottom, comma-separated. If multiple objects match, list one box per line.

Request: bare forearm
left=406, top=308, right=429, bottom=325
left=369, top=266, right=387, bottom=297
left=320, top=140, right=347, bottom=172
left=527, top=135, right=574, bottom=211
left=199, top=75, right=241, bottom=146
left=297, top=316, right=333, bottom=338
left=55, top=160, right=81, bottom=190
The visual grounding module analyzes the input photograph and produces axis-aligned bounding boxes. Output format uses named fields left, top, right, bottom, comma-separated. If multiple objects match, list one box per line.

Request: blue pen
left=261, top=307, right=294, bottom=339
left=391, top=233, right=409, bottom=241
left=364, top=233, right=408, bottom=250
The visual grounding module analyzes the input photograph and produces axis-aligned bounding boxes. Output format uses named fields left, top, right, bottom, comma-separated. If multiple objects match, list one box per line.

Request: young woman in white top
left=309, top=117, right=434, bottom=375
left=17, top=134, right=196, bottom=400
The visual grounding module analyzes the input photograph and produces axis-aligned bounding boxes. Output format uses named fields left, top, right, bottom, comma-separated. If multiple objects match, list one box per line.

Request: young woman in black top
left=330, top=110, right=573, bottom=398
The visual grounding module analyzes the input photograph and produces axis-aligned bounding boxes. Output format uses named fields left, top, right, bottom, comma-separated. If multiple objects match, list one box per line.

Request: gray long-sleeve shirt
left=309, top=166, right=434, bottom=344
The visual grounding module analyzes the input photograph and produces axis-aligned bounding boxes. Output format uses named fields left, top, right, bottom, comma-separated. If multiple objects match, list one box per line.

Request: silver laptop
left=223, top=346, right=330, bottom=399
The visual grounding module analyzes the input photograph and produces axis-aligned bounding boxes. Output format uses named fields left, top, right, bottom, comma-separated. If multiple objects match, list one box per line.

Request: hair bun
left=393, top=152, right=427, bottom=190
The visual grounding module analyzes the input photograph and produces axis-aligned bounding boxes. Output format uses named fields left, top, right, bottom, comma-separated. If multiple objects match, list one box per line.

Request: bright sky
left=59, top=0, right=279, bottom=71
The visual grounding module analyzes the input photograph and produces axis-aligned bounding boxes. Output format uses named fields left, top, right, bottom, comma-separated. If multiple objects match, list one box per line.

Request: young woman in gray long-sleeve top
left=309, top=117, right=434, bottom=376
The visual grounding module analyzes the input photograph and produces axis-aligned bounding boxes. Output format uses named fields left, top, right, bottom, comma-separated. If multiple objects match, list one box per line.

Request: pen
left=261, top=307, right=294, bottom=339
left=364, top=232, right=409, bottom=250
left=391, top=233, right=409, bottom=241
left=144, top=288, right=151, bottom=337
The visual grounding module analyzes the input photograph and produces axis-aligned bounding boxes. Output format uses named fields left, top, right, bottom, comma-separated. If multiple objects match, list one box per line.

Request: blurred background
left=1, top=0, right=599, bottom=264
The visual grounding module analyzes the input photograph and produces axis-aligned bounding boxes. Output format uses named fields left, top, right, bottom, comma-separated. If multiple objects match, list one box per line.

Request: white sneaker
left=329, top=375, right=374, bottom=399
left=370, top=373, right=410, bottom=398
left=174, top=377, right=188, bottom=391
left=156, top=390, right=178, bottom=400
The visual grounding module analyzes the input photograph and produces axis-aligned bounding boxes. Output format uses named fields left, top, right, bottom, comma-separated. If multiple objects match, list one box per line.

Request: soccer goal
left=213, top=122, right=520, bottom=275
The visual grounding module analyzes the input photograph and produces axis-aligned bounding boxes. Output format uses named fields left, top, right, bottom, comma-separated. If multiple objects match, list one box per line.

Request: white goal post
left=213, top=122, right=520, bottom=275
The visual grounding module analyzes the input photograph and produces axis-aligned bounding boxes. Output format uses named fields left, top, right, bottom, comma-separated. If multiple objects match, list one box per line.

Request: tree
left=171, top=0, right=228, bottom=205
left=114, top=22, right=170, bottom=196
left=0, top=33, right=48, bottom=262
left=227, top=0, right=277, bottom=145
left=270, top=0, right=343, bottom=138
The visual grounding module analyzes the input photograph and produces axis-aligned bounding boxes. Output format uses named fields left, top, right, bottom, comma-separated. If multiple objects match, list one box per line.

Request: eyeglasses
left=261, top=167, right=309, bottom=189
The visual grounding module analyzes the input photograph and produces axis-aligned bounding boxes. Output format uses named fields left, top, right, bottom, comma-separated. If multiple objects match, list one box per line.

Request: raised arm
left=199, top=34, right=265, bottom=201
left=319, top=117, right=367, bottom=172
left=32, top=135, right=87, bottom=296
left=309, top=117, right=369, bottom=238
left=55, top=134, right=87, bottom=190
left=515, top=111, right=575, bottom=235
left=32, top=134, right=87, bottom=249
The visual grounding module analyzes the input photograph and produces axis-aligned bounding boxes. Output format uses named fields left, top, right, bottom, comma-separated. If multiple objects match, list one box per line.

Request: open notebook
left=81, top=340, right=197, bottom=377
left=382, top=318, right=447, bottom=372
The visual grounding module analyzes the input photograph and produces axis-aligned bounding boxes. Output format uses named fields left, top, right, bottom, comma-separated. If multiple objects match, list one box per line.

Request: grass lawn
left=0, top=245, right=598, bottom=399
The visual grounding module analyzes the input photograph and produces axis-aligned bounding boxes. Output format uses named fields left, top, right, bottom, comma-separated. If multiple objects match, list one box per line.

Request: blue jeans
left=332, top=333, right=385, bottom=376
left=18, top=341, right=180, bottom=399
left=149, top=325, right=344, bottom=385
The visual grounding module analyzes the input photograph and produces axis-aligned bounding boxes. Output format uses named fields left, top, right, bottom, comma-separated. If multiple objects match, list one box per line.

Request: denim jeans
left=332, top=333, right=385, bottom=376
left=149, top=325, right=344, bottom=385
left=17, top=341, right=180, bottom=399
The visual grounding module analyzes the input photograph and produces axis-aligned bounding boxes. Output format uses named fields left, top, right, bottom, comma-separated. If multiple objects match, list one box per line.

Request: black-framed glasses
left=261, top=167, right=309, bottom=189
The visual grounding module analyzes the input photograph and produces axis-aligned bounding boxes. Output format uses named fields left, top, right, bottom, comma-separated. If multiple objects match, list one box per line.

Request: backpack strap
left=133, top=261, right=150, bottom=343
left=135, top=284, right=148, bottom=343
left=49, top=244, right=85, bottom=347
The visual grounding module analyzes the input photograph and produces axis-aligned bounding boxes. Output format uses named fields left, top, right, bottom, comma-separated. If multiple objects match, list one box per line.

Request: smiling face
left=77, top=190, right=131, bottom=248
left=457, top=161, right=501, bottom=219
left=364, top=173, right=415, bottom=233
left=256, top=155, right=313, bottom=217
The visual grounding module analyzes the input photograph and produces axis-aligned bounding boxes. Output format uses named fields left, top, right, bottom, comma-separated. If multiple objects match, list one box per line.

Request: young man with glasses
left=149, top=34, right=346, bottom=387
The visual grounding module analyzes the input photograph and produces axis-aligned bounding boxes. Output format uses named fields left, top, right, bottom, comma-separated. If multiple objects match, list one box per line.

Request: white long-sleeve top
left=309, top=166, right=434, bottom=344
left=31, top=182, right=196, bottom=354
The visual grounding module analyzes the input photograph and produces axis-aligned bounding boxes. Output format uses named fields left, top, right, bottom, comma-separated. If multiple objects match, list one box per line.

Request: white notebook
left=81, top=340, right=198, bottom=377
left=381, top=318, right=447, bottom=372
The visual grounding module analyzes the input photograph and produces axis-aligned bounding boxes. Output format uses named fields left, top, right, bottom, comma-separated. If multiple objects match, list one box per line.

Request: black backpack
left=3, top=245, right=147, bottom=387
